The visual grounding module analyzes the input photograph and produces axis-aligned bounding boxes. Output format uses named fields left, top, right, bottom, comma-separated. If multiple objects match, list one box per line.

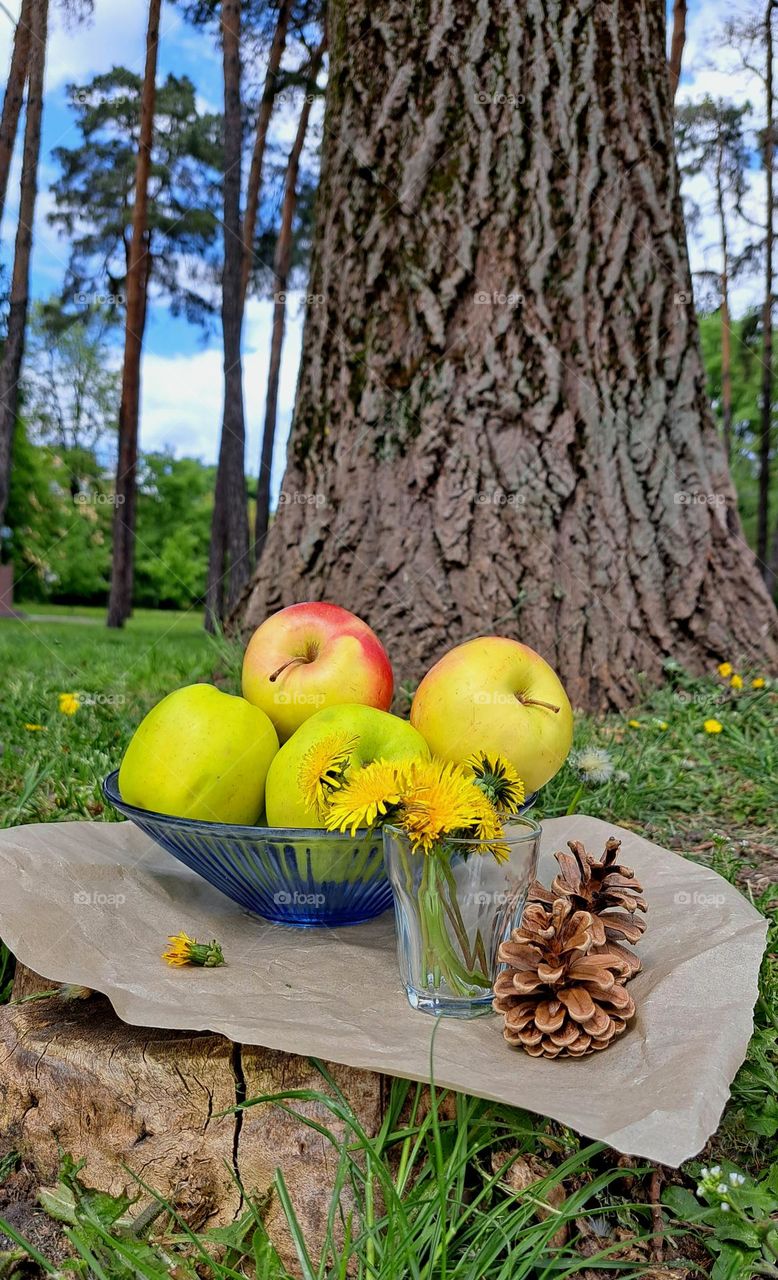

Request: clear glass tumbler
left=383, top=816, right=542, bottom=1017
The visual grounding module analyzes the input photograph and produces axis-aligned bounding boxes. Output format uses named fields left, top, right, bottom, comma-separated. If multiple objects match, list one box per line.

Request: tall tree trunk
left=0, top=0, right=32, bottom=229
left=233, top=0, right=778, bottom=709
left=239, top=0, right=293, bottom=312
left=767, top=509, right=778, bottom=597
left=205, top=0, right=250, bottom=631
left=668, top=0, right=687, bottom=102
left=757, top=0, right=775, bottom=573
left=0, top=0, right=47, bottom=532
left=106, top=0, right=161, bottom=629
left=716, top=147, right=733, bottom=462
left=254, top=38, right=326, bottom=555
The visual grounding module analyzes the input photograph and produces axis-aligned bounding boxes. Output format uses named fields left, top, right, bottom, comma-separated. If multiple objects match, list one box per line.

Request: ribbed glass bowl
left=102, top=770, right=391, bottom=927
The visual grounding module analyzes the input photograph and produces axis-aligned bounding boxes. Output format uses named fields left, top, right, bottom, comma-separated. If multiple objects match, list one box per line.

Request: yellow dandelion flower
left=466, top=751, right=525, bottom=814
left=324, top=759, right=404, bottom=836
left=468, top=788, right=509, bottom=862
left=24, top=723, right=45, bottom=731
left=399, top=757, right=492, bottom=855
left=162, top=932, right=224, bottom=968
left=58, top=692, right=80, bottom=716
left=752, top=677, right=766, bottom=689
left=656, top=721, right=669, bottom=731
left=298, top=731, right=359, bottom=817
left=627, top=719, right=641, bottom=729
left=730, top=674, right=743, bottom=690
left=717, top=662, right=733, bottom=678
left=703, top=719, right=723, bottom=734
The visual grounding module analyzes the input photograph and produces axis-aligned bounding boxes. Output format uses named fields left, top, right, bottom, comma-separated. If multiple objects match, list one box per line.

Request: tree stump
left=0, top=965, right=387, bottom=1268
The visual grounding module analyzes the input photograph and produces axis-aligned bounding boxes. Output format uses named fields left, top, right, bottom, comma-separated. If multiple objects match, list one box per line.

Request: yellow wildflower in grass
left=466, top=751, right=525, bottom=814
left=656, top=721, right=669, bottom=731
left=399, top=757, right=492, bottom=854
left=24, top=723, right=44, bottom=731
left=703, top=719, right=723, bottom=734
left=58, top=692, right=80, bottom=716
left=717, top=662, right=733, bottom=678
left=730, top=674, right=743, bottom=690
left=752, top=677, right=766, bottom=689
left=162, top=932, right=224, bottom=968
left=324, top=759, right=405, bottom=836
left=298, top=730, right=358, bottom=817
left=627, top=719, right=641, bottom=729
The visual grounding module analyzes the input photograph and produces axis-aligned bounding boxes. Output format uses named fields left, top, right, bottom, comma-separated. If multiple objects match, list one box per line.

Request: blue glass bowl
left=102, top=771, right=392, bottom=927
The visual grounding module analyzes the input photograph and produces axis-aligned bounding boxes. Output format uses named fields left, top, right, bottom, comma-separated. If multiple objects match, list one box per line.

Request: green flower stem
left=418, top=854, right=490, bottom=994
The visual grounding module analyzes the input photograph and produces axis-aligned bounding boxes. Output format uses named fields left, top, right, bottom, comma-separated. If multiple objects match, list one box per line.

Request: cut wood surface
left=0, top=965, right=385, bottom=1266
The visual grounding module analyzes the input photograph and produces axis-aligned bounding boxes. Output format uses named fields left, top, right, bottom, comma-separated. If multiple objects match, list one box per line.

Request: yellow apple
left=119, top=684, right=278, bottom=824
left=410, top=637, right=573, bottom=794
left=265, top=703, right=429, bottom=827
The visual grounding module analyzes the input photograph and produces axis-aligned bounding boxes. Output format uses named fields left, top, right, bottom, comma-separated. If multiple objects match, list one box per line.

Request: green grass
left=0, top=606, right=775, bottom=1278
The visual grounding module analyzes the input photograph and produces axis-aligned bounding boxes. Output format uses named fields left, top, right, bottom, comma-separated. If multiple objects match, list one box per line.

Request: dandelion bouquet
left=298, top=739, right=540, bottom=1011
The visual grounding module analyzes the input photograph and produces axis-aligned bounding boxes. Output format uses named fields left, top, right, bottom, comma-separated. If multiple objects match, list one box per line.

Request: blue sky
left=0, top=0, right=766, bottom=477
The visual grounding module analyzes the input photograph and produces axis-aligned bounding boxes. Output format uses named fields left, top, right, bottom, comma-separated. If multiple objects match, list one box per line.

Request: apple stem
left=269, top=656, right=309, bottom=683
left=518, top=696, right=561, bottom=714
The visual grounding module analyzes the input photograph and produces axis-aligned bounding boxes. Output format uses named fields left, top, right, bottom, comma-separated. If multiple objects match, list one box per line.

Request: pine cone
left=493, top=899, right=636, bottom=1058
left=528, top=836, right=647, bottom=966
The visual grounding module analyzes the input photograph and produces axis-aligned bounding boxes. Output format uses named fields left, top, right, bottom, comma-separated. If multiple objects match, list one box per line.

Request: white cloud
left=140, top=294, right=304, bottom=496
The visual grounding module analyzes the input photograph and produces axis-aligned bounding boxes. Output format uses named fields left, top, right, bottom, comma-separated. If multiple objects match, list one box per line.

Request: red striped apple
left=242, top=602, right=393, bottom=742
left=410, top=637, right=573, bottom=794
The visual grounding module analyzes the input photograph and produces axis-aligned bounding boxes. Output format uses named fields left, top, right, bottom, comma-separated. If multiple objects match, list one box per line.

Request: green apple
left=119, top=684, right=279, bottom=824
left=410, top=637, right=573, bottom=794
left=265, top=703, right=429, bottom=827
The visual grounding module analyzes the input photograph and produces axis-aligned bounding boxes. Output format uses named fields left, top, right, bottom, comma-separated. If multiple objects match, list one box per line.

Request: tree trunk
left=0, top=0, right=32, bottom=229
left=716, top=149, right=733, bottom=462
left=668, top=0, right=687, bottom=102
left=106, top=0, right=161, bottom=629
left=0, top=966, right=386, bottom=1272
left=255, top=38, right=326, bottom=555
left=0, top=0, right=47, bottom=532
left=757, top=0, right=775, bottom=574
left=206, top=0, right=251, bottom=631
left=767, top=509, right=778, bottom=596
left=233, top=0, right=778, bottom=710
left=239, top=0, right=294, bottom=312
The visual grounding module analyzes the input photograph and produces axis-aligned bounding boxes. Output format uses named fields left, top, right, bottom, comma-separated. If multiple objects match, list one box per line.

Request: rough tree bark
left=106, top=0, right=161, bottom=629
left=757, top=0, right=775, bottom=573
left=234, top=0, right=778, bottom=710
left=0, top=0, right=47, bottom=532
left=239, top=0, right=294, bottom=312
left=0, top=0, right=32, bottom=229
left=206, top=0, right=251, bottom=630
left=255, top=37, right=326, bottom=554
left=668, top=0, right=687, bottom=102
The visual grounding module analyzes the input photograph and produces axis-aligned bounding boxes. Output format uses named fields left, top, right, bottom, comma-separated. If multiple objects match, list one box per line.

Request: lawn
left=0, top=606, right=776, bottom=1278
